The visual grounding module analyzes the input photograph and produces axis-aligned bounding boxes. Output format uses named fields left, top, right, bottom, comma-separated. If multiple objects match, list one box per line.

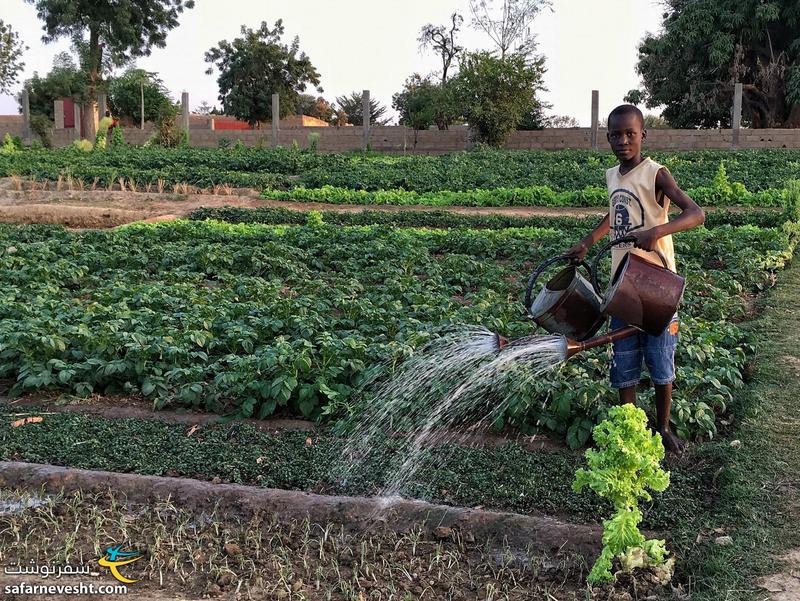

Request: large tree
left=450, top=51, right=547, bottom=146
left=626, top=0, right=800, bottom=128
left=418, top=12, right=464, bottom=84
left=296, top=94, right=334, bottom=123
left=392, top=74, right=459, bottom=133
left=333, top=92, right=390, bottom=126
left=0, top=19, right=26, bottom=95
left=468, top=0, right=550, bottom=58
left=108, top=68, right=174, bottom=124
left=21, top=52, right=87, bottom=120
left=26, top=0, right=194, bottom=139
left=205, top=20, right=322, bottom=128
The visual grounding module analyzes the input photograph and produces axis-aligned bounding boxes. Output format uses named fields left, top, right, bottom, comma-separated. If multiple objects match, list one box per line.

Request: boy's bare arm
left=632, top=169, right=705, bottom=252
left=565, top=214, right=610, bottom=262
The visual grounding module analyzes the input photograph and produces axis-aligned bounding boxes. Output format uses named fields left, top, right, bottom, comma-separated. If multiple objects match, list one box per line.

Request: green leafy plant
left=72, top=139, right=93, bottom=152
left=573, top=404, right=672, bottom=584
left=0, top=132, right=19, bottom=154
left=110, top=125, right=125, bottom=148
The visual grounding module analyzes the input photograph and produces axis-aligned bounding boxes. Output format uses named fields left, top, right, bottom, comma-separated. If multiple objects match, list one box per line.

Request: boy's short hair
left=608, top=104, right=644, bottom=128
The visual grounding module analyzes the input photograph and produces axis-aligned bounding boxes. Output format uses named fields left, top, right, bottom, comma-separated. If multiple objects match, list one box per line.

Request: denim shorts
left=609, top=314, right=679, bottom=389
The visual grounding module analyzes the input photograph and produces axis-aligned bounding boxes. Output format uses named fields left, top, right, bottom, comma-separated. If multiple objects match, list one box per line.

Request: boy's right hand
left=565, top=241, right=590, bottom=264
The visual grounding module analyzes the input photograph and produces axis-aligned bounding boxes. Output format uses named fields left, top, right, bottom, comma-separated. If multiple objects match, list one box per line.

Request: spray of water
left=334, top=327, right=569, bottom=505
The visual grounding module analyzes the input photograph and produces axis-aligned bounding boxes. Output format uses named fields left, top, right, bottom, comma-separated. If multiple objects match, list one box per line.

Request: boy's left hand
left=631, top=228, right=660, bottom=252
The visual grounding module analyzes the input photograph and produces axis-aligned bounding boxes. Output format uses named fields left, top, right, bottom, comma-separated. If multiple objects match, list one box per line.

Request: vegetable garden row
left=1, top=205, right=796, bottom=448
left=1, top=146, right=798, bottom=206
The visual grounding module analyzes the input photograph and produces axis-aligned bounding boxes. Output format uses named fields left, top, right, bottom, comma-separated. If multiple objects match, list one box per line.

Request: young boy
left=565, top=104, right=705, bottom=455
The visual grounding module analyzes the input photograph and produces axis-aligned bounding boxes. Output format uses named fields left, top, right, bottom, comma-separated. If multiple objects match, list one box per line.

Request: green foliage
left=155, top=102, right=180, bottom=148
left=295, top=94, right=334, bottom=123
left=107, top=68, right=174, bottom=124
left=93, top=116, right=113, bottom=150
left=110, top=124, right=125, bottom=148
left=0, top=19, right=26, bottom=95
left=29, top=114, right=53, bottom=149
left=783, top=180, right=800, bottom=222
left=72, top=139, right=93, bottom=152
left=628, top=0, right=800, bottom=127
left=189, top=205, right=788, bottom=231
left=305, top=210, right=324, bottom=227
left=204, top=20, right=321, bottom=127
left=573, top=405, right=670, bottom=584
left=1, top=132, right=20, bottom=154
left=25, top=0, right=195, bottom=83
left=333, top=91, right=390, bottom=126
left=392, top=74, right=458, bottom=134
left=450, top=51, right=547, bottom=146
left=0, top=219, right=792, bottom=440
left=307, top=132, right=320, bottom=153
left=21, top=53, right=87, bottom=120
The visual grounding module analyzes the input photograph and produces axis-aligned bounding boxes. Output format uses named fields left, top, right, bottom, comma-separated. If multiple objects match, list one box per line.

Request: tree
left=626, top=0, right=800, bottom=128
left=296, top=94, right=334, bottom=122
left=0, top=20, right=26, bottom=95
left=393, top=74, right=460, bottom=133
left=418, top=12, right=464, bottom=84
left=26, top=0, right=194, bottom=140
left=108, top=68, right=173, bottom=124
left=450, top=51, right=547, bottom=146
left=195, top=101, right=213, bottom=115
left=468, top=0, right=551, bottom=58
left=333, top=92, right=390, bottom=126
left=546, top=114, right=580, bottom=128
left=21, top=53, right=88, bottom=120
left=205, top=20, right=322, bottom=128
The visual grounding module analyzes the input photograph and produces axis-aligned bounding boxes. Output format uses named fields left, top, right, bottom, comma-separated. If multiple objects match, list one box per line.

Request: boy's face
left=606, top=113, right=645, bottom=162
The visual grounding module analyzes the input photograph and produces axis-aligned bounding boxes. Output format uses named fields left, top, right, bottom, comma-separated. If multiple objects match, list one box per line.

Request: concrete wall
left=2, top=117, right=800, bottom=152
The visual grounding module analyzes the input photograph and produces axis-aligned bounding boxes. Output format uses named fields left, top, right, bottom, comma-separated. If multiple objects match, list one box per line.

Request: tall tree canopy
left=468, top=0, right=550, bottom=58
left=21, top=52, right=87, bottom=120
left=108, top=68, right=174, bottom=124
left=26, top=0, right=194, bottom=137
left=418, top=12, right=464, bottom=84
left=205, top=20, right=322, bottom=127
left=333, top=92, right=390, bottom=126
left=450, top=51, right=547, bottom=146
left=0, top=19, right=26, bottom=95
left=627, top=0, right=800, bottom=128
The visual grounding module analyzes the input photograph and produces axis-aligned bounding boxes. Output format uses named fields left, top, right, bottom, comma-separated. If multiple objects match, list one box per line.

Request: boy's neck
left=618, top=153, right=645, bottom=175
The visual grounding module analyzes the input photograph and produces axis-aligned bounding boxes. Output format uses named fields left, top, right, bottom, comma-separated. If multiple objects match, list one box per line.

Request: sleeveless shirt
left=606, top=157, right=677, bottom=276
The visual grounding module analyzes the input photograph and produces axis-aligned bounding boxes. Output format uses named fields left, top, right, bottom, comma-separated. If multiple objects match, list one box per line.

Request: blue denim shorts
left=609, top=314, right=679, bottom=389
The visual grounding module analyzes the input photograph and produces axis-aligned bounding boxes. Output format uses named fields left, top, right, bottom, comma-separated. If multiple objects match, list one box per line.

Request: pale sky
left=0, top=0, right=665, bottom=125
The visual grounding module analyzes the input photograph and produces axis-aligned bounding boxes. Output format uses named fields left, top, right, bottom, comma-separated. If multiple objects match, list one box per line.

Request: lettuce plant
left=573, top=404, right=671, bottom=584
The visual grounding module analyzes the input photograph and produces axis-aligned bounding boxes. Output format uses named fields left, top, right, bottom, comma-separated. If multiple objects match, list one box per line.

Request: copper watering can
left=497, top=236, right=686, bottom=356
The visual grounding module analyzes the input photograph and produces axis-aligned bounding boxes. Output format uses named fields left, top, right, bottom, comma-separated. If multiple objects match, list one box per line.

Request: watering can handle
left=524, top=254, right=595, bottom=312
left=591, top=235, right=670, bottom=293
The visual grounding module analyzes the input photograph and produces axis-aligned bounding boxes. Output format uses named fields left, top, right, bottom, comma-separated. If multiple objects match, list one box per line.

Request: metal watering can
left=498, top=236, right=686, bottom=355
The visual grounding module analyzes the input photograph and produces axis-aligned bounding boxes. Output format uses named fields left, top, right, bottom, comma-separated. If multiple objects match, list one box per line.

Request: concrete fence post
left=732, top=82, right=742, bottom=148
left=73, top=102, right=81, bottom=140
left=362, top=90, right=371, bottom=151
left=54, top=100, right=65, bottom=129
left=21, top=88, right=31, bottom=144
left=272, top=93, right=280, bottom=147
left=181, top=91, right=190, bottom=143
left=590, top=90, right=599, bottom=150
left=208, top=118, right=215, bottom=131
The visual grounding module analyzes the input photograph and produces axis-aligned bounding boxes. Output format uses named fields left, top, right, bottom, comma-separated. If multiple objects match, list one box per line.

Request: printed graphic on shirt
left=610, top=188, right=645, bottom=247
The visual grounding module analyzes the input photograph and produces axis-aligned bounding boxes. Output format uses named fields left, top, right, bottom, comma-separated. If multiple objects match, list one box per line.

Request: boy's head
left=606, top=104, right=645, bottom=162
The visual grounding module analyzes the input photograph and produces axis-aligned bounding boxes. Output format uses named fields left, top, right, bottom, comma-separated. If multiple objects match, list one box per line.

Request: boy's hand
left=631, top=228, right=661, bottom=252
left=565, top=240, right=590, bottom=264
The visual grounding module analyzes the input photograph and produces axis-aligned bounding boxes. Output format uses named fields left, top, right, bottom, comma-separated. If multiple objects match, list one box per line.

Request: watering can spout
left=494, top=332, right=510, bottom=351
left=565, top=326, right=640, bottom=358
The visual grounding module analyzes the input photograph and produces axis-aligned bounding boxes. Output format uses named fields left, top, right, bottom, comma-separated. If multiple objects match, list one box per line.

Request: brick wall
left=2, top=120, right=800, bottom=152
